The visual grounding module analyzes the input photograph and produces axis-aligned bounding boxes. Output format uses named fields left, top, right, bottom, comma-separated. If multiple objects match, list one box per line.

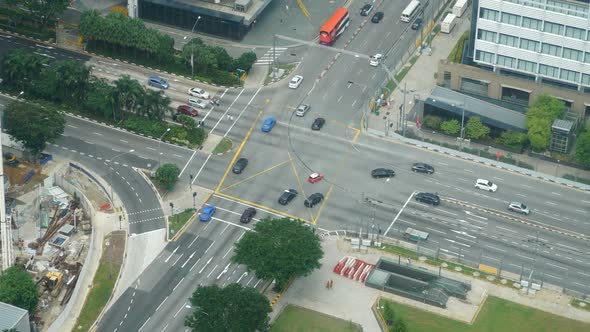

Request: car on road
left=371, top=168, right=395, bottom=178
left=176, top=105, right=198, bottom=117
left=278, top=189, right=298, bottom=205
left=188, top=87, right=210, bottom=99
left=311, top=117, right=326, bottom=130
left=261, top=117, right=277, bottom=132
left=289, top=75, right=303, bottom=89
left=295, top=103, right=310, bottom=117
left=240, top=207, right=257, bottom=223
left=232, top=158, right=248, bottom=174
left=361, top=4, right=374, bottom=16
left=148, top=76, right=169, bottom=89
left=369, top=54, right=383, bottom=67
left=508, top=202, right=530, bottom=215
left=412, top=18, right=423, bottom=30
left=411, top=163, right=434, bottom=174
left=371, top=12, right=384, bottom=23
left=308, top=172, right=324, bottom=184
left=188, top=97, right=208, bottom=109
left=199, top=205, right=216, bottom=222
left=475, top=178, right=497, bottom=192
left=304, top=193, right=324, bottom=208
left=415, top=192, right=440, bottom=206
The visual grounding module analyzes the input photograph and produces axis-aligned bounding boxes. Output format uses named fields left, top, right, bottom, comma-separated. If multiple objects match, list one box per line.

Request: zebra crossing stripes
left=254, top=47, right=287, bottom=65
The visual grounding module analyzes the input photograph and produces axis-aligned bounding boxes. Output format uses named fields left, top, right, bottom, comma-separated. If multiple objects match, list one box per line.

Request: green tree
left=440, top=119, right=460, bottom=135
left=465, top=117, right=490, bottom=140
left=177, top=114, right=196, bottom=130
left=423, top=115, right=442, bottom=129
left=113, top=75, right=144, bottom=120
left=194, top=47, right=218, bottom=74
left=526, top=94, right=565, bottom=152
left=2, top=101, right=65, bottom=159
left=0, top=265, right=38, bottom=313
left=84, top=78, right=116, bottom=119
left=392, top=318, right=408, bottom=332
left=527, top=117, right=552, bottom=151
left=6, top=0, right=69, bottom=27
left=185, top=284, right=271, bottom=332
left=0, top=49, right=47, bottom=92
left=232, top=51, right=257, bottom=73
left=33, top=60, right=91, bottom=105
left=498, top=130, right=527, bottom=150
left=574, top=129, right=590, bottom=167
left=232, top=218, right=323, bottom=290
left=209, top=46, right=233, bottom=71
left=155, top=163, right=180, bottom=189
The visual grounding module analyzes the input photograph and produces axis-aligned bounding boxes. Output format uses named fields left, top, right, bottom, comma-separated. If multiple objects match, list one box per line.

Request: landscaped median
left=168, top=208, right=197, bottom=239
left=271, top=304, right=362, bottom=332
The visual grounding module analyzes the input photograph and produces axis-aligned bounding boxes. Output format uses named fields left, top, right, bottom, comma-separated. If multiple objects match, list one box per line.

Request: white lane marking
left=555, top=242, right=579, bottom=252
left=516, top=254, right=533, bottom=260
left=426, top=227, right=446, bottom=235
left=578, top=271, right=590, bottom=277
left=397, top=218, right=416, bottom=225
left=522, top=184, right=532, bottom=189
left=435, top=208, right=457, bottom=216
left=138, top=317, right=151, bottom=332
left=465, top=211, right=487, bottom=220
left=146, top=146, right=156, bottom=151
left=445, top=238, right=470, bottom=247
left=164, top=246, right=179, bottom=263
left=155, top=296, right=168, bottom=312
left=575, top=209, right=586, bottom=213
left=223, top=86, right=262, bottom=137
left=93, top=132, right=103, bottom=136
left=582, top=200, right=590, bottom=204
left=438, top=162, right=448, bottom=166
left=67, top=125, right=78, bottom=128
left=545, top=201, right=557, bottom=206
left=496, top=226, right=517, bottom=233
left=352, top=99, right=357, bottom=107
left=179, top=150, right=197, bottom=178
left=551, top=192, right=561, bottom=196
left=545, top=274, right=561, bottom=280
left=492, top=176, right=504, bottom=181
left=192, top=154, right=212, bottom=183
left=208, top=88, right=242, bottom=134
left=173, top=277, right=184, bottom=291
left=210, top=216, right=252, bottom=231
left=485, top=244, right=507, bottom=252
left=463, top=169, right=473, bottom=173
left=516, top=193, right=527, bottom=197
left=337, top=95, right=343, bottom=102
left=482, top=255, right=499, bottom=261
left=120, top=139, right=128, bottom=143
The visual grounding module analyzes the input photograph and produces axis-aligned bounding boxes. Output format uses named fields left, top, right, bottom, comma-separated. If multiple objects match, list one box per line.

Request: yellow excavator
left=38, top=271, right=63, bottom=296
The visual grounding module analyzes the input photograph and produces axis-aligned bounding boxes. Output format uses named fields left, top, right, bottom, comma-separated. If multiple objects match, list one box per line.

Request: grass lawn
left=212, top=137, right=233, bottom=154
left=169, top=208, right=196, bottom=238
left=380, top=296, right=590, bottom=332
left=271, top=305, right=362, bottom=332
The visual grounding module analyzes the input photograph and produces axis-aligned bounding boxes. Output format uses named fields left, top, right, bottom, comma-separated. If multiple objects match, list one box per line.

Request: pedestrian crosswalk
left=254, top=47, right=287, bottom=65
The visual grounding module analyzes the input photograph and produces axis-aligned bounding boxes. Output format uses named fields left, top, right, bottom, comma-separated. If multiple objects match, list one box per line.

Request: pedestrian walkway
left=255, top=47, right=287, bottom=65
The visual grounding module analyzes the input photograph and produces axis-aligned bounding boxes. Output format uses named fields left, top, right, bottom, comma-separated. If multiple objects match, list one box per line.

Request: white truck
left=453, top=0, right=469, bottom=18
left=441, top=13, right=457, bottom=34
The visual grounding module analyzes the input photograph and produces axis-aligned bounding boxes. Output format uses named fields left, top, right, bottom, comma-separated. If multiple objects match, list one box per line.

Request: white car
left=474, top=178, right=498, bottom=192
left=369, top=54, right=383, bottom=67
left=188, top=87, right=210, bottom=99
left=289, top=75, right=303, bottom=89
left=508, top=202, right=530, bottom=215
left=188, top=97, right=208, bottom=109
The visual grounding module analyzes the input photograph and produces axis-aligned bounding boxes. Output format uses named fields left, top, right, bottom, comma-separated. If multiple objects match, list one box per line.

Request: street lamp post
left=109, top=149, right=135, bottom=203
left=193, top=192, right=197, bottom=208
left=158, top=128, right=171, bottom=169
left=190, top=16, right=202, bottom=77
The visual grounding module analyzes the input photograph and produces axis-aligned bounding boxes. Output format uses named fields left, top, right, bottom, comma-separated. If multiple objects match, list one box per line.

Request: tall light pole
left=158, top=128, right=171, bottom=169
left=190, top=16, right=202, bottom=77
left=109, top=149, right=135, bottom=202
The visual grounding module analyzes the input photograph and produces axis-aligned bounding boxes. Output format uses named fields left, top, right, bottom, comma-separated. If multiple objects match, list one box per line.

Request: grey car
left=295, top=103, right=310, bottom=117
left=508, top=202, right=530, bottom=215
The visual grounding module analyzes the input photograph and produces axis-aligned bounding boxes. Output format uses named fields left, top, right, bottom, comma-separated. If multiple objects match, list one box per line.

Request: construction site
left=1, top=153, right=110, bottom=330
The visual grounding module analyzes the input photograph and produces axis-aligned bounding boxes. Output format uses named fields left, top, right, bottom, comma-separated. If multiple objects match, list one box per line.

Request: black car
left=371, top=12, right=384, bottom=23
left=304, top=193, right=324, bottom=208
left=232, top=158, right=248, bottom=174
left=371, top=168, right=395, bottom=178
left=415, top=192, right=440, bottom=206
left=360, top=4, right=373, bottom=16
left=411, top=18, right=423, bottom=30
left=411, top=163, right=435, bottom=174
left=240, top=207, right=256, bottom=223
left=278, top=189, right=298, bottom=205
left=311, top=117, right=326, bottom=130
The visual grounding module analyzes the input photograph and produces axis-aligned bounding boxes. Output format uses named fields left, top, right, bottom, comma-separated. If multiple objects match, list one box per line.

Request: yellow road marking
left=313, top=185, right=333, bottom=225
left=297, top=0, right=311, bottom=19
left=215, top=111, right=262, bottom=193
left=352, top=127, right=361, bottom=143
left=286, top=105, right=297, bottom=110
left=288, top=151, right=313, bottom=222
left=215, top=191, right=308, bottom=223
left=220, top=158, right=292, bottom=192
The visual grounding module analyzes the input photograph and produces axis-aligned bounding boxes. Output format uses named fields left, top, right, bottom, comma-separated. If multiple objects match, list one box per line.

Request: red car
left=307, top=172, right=324, bottom=184
left=177, top=105, right=198, bottom=117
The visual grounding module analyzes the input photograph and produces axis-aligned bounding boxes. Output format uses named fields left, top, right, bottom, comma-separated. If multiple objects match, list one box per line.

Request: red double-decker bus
left=319, top=7, right=350, bottom=46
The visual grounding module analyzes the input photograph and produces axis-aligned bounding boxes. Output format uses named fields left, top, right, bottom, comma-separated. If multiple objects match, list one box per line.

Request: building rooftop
left=0, top=302, right=28, bottom=331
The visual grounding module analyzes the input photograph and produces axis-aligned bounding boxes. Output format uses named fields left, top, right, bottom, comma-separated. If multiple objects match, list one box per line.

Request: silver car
left=508, top=202, right=530, bottom=215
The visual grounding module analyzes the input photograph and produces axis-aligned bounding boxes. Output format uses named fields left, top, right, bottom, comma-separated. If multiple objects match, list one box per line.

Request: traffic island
left=212, top=137, right=233, bottom=155
left=168, top=208, right=197, bottom=239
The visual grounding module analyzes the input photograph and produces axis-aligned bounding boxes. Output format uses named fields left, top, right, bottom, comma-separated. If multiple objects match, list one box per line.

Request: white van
left=441, top=13, right=457, bottom=34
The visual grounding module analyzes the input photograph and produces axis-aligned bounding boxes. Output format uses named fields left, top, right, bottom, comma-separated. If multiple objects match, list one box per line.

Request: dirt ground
left=4, top=161, right=48, bottom=196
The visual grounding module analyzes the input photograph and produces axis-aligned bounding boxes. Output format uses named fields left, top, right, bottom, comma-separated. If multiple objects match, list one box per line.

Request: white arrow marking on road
left=199, top=258, right=213, bottom=274
left=217, top=263, right=231, bottom=279
left=451, top=230, right=477, bottom=239
left=164, top=246, right=179, bottom=263
left=237, top=272, right=248, bottom=283
left=172, top=253, right=184, bottom=266
left=445, top=238, right=470, bottom=248
left=181, top=251, right=197, bottom=268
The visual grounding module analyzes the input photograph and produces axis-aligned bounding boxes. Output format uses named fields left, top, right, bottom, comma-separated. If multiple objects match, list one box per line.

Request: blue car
left=199, top=205, right=216, bottom=222
left=261, top=117, right=277, bottom=132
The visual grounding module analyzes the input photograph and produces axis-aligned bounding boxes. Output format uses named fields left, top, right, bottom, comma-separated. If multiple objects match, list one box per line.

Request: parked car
left=475, top=178, right=498, bottom=192
left=188, top=87, right=210, bottom=99
left=369, top=54, right=383, bottom=67
left=295, top=103, right=310, bottom=117
left=188, top=97, right=208, bottom=109
left=199, top=205, right=216, bottom=222
left=289, top=75, right=303, bottom=89
left=278, top=189, right=298, bottom=205
left=508, top=202, right=530, bottom=215
left=304, top=193, right=324, bottom=208
left=240, top=207, right=257, bottom=223
left=360, top=4, right=374, bottom=16
left=411, top=163, right=435, bottom=174
left=371, top=168, right=395, bottom=178
left=177, top=105, right=198, bottom=117
left=148, top=76, right=169, bottom=89
left=232, top=158, right=248, bottom=174
left=261, top=117, right=277, bottom=132
left=415, top=192, right=440, bottom=206
left=308, top=172, right=324, bottom=184
left=412, top=18, right=423, bottom=30
left=371, top=12, right=384, bottom=23
left=311, top=117, right=325, bottom=130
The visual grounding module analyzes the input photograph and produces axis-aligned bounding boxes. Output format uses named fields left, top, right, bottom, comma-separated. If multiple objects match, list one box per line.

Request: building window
left=565, top=26, right=586, bottom=40
left=476, top=50, right=494, bottom=63
left=539, top=64, right=559, bottom=78
left=460, top=77, right=489, bottom=96
left=498, top=33, right=518, bottom=47
left=477, top=29, right=497, bottom=42
left=585, top=53, right=590, bottom=64
left=560, top=69, right=579, bottom=83
left=541, top=43, right=561, bottom=57
left=519, top=38, right=539, bottom=52
left=500, top=12, right=520, bottom=26
left=543, top=21, right=564, bottom=35
left=480, top=8, right=498, bottom=21
left=521, top=16, right=542, bottom=31
left=582, top=74, right=590, bottom=86
left=501, top=86, right=530, bottom=106
left=517, top=59, right=536, bottom=73
left=497, top=55, right=516, bottom=68
left=563, top=48, right=584, bottom=62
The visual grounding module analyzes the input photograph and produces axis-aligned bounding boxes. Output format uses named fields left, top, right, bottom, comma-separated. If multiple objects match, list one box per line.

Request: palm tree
left=113, top=75, right=144, bottom=119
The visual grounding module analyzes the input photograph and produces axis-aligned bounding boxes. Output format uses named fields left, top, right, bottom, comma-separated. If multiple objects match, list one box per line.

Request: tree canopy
left=6, top=0, right=68, bottom=27
left=440, top=119, right=460, bottom=136
left=465, top=117, right=490, bottom=140
left=575, top=129, right=590, bottom=167
left=0, top=265, right=38, bottom=313
left=2, top=101, right=65, bottom=158
left=232, top=218, right=323, bottom=290
left=155, top=163, right=180, bottom=189
left=526, top=94, right=565, bottom=151
left=185, top=284, right=271, bottom=332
